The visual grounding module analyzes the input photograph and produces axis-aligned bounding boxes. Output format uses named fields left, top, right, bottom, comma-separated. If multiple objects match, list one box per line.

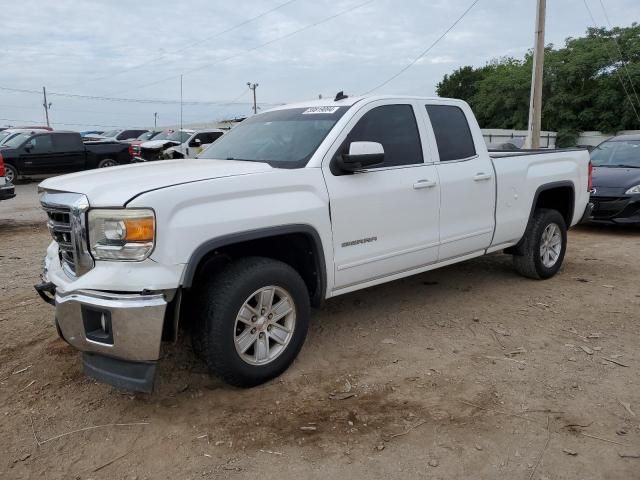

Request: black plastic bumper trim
left=82, top=353, right=156, bottom=393
left=580, top=202, right=594, bottom=224
left=34, top=281, right=56, bottom=306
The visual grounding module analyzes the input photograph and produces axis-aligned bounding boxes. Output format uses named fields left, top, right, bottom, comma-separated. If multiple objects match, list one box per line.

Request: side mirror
left=189, top=138, right=202, bottom=147
left=337, top=141, right=384, bottom=172
left=24, top=143, right=33, bottom=153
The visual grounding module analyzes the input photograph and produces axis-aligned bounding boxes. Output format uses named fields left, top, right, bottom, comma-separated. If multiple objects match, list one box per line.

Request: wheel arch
left=507, top=181, right=575, bottom=256
left=181, top=224, right=327, bottom=307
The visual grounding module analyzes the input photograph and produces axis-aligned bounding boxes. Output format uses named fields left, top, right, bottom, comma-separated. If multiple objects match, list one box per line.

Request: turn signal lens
left=124, top=217, right=155, bottom=242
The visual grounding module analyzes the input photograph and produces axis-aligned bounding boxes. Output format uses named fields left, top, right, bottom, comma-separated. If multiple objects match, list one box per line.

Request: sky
left=0, top=0, right=638, bottom=130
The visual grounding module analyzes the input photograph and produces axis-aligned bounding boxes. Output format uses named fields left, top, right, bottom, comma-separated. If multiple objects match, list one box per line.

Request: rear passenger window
left=426, top=105, right=476, bottom=162
left=53, top=134, right=82, bottom=151
left=345, top=104, right=423, bottom=168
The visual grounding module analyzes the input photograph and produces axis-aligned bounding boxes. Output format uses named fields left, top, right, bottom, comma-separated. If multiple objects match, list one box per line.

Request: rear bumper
left=0, top=183, right=15, bottom=200
left=589, top=195, right=640, bottom=224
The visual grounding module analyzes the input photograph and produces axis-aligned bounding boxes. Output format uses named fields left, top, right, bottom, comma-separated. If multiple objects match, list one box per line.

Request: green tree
left=436, top=23, right=640, bottom=146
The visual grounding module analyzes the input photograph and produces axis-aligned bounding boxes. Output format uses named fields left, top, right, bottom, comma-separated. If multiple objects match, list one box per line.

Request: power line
left=65, top=0, right=301, bottom=90
left=108, top=0, right=377, bottom=96
left=582, top=0, right=640, bottom=124
left=0, top=117, right=128, bottom=128
left=596, top=0, right=640, bottom=108
left=362, top=0, right=481, bottom=95
left=0, top=85, right=281, bottom=106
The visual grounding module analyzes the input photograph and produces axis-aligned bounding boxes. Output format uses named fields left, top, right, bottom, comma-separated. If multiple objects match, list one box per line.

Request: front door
left=322, top=102, right=440, bottom=291
left=19, top=133, right=56, bottom=174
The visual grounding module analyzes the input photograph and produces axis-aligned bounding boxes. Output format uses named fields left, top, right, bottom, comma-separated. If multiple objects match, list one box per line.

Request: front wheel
left=194, top=257, right=310, bottom=387
left=4, top=163, right=18, bottom=184
left=513, top=208, right=567, bottom=279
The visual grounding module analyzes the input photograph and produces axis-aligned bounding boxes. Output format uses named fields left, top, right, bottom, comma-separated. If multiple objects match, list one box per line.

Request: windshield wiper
left=608, top=164, right=640, bottom=168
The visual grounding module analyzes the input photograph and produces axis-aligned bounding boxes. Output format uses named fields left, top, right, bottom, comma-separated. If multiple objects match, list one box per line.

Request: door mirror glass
left=337, top=141, right=385, bottom=172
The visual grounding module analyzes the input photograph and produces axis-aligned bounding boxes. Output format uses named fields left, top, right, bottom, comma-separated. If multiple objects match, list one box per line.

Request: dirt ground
left=1, top=183, right=639, bottom=480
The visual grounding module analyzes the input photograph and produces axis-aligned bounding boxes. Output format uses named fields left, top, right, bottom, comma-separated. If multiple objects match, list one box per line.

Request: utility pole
left=524, top=0, right=546, bottom=149
left=42, top=86, right=51, bottom=128
left=153, top=112, right=158, bottom=129
left=247, top=82, right=259, bottom=115
left=180, top=75, right=183, bottom=133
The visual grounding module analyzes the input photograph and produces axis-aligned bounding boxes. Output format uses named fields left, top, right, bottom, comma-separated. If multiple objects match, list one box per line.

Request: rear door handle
left=413, top=179, right=437, bottom=189
left=473, top=173, right=492, bottom=181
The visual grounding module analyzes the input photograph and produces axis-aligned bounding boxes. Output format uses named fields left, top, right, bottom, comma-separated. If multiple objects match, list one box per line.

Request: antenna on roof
left=334, top=91, right=348, bottom=102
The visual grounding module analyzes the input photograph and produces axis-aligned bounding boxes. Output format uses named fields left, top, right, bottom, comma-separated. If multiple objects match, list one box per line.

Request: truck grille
left=43, top=205, right=77, bottom=273
left=40, top=191, right=93, bottom=277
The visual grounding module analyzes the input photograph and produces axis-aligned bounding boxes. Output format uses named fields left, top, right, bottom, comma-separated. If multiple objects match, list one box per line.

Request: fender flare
left=507, top=181, right=575, bottom=256
left=180, top=224, right=327, bottom=302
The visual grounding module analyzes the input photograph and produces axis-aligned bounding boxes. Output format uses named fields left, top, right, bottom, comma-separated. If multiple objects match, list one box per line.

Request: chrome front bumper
left=54, top=289, right=168, bottom=362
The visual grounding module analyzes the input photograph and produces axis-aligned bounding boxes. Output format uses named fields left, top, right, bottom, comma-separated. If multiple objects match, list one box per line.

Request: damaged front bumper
left=35, top=283, right=169, bottom=393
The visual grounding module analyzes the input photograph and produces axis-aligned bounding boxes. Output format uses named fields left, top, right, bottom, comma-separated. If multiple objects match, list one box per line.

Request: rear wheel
left=4, top=163, right=18, bottom=184
left=193, top=257, right=310, bottom=387
left=98, top=158, right=117, bottom=168
left=513, top=208, right=567, bottom=279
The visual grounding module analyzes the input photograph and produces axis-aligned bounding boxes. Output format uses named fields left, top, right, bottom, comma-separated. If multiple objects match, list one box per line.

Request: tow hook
left=34, top=282, right=57, bottom=306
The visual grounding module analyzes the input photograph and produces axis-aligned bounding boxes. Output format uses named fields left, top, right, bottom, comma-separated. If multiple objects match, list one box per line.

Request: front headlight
left=625, top=185, right=640, bottom=194
left=88, top=209, right=155, bottom=261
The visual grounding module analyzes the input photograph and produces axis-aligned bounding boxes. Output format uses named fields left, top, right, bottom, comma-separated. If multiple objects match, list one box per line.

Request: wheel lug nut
left=261, top=309, right=266, bottom=314
left=268, top=314, right=273, bottom=320
left=251, top=316, right=257, bottom=322
left=267, top=325, right=272, bottom=331
left=251, top=328, right=256, bottom=334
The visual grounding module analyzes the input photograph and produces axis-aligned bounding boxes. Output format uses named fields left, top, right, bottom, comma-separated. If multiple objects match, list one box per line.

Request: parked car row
left=0, top=126, right=226, bottom=194
left=0, top=131, right=135, bottom=184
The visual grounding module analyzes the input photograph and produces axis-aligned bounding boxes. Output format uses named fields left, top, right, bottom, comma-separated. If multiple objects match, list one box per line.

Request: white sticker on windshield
left=302, top=106, right=340, bottom=114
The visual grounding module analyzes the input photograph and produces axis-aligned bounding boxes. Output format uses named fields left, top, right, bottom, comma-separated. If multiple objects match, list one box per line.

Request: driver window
left=343, top=104, right=424, bottom=168
left=27, top=135, right=53, bottom=153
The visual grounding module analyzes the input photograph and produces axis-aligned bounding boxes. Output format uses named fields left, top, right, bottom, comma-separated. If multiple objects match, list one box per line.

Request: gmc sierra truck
left=35, top=95, right=592, bottom=392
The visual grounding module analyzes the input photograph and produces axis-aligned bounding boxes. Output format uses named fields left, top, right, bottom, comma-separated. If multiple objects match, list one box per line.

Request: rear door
left=425, top=102, right=495, bottom=261
left=19, top=134, right=56, bottom=174
left=322, top=101, right=440, bottom=291
left=52, top=133, right=85, bottom=172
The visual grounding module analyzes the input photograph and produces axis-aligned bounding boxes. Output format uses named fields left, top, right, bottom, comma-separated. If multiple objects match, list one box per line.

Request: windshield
left=3, top=132, right=32, bottom=148
left=137, top=131, right=159, bottom=140
left=591, top=139, right=640, bottom=168
left=0, top=131, right=13, bottom=144
left=101, top=130, right=120, bottom=138
left=166, top=131, right=192, bottom=143
left=200, top=107, right=349, bottom=168
left=148, top=130, right=174, bottom=141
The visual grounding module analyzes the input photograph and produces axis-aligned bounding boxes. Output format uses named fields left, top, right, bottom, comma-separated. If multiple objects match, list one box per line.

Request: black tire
left=4, top=163, right=18, bottom=184
left=98, top=158, right=117, bottom=168
left=513, top=208, right=567, bottom=279
left=193, top=257, right=310, bottom=387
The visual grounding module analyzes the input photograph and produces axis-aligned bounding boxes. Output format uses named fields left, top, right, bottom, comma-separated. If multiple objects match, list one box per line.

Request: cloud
left=0, top=0, right=638, bottom=129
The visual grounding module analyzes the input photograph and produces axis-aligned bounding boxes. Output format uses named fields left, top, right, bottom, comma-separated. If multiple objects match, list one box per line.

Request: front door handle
left=413, top=179, right=437, bottom=189
left=473, top=173, right=492, bottom=182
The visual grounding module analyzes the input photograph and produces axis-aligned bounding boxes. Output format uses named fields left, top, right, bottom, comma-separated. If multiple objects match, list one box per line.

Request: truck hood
left=141, top=139, right=180, bottom=149
left=39, top=159, right=273, bottom=206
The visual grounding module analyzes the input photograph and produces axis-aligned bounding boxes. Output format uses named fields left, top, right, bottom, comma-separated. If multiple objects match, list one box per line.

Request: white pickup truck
left=36, top=95, right=592, bottom=392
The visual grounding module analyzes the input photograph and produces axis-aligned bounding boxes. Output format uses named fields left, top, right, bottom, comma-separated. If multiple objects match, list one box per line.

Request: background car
left=0, top=154, right=16, bottom=201
left=162, top=128, right=225, bottom=158
left=0, top=130, right=134, bottom=182
left=93, top=128, right=149, bottom=141
left=589, top=134, right=640, bottom=224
